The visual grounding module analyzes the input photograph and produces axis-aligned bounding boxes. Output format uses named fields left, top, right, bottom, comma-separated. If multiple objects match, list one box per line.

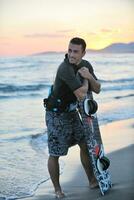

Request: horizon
left=34, top=41, right=134, bottom=52
left=0, top=0, right=134, bottom=56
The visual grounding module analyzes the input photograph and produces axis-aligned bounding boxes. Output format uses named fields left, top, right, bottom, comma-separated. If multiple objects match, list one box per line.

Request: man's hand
left=78, top=67, right=101, bottom=94
left=73, top=79, right=88, bottom=101
left=78, top=67, right=91, bottom=80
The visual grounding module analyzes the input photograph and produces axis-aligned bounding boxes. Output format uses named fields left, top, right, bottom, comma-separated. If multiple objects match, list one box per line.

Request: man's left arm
left=78, top=67, right=101, bottom=94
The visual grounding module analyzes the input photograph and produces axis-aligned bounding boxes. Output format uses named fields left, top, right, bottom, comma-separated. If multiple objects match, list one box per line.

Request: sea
left=0, top=52, right=134, bottom=200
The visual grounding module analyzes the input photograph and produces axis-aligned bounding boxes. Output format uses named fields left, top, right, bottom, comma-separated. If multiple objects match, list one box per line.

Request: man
left=45, top=37, right=101, bottom=198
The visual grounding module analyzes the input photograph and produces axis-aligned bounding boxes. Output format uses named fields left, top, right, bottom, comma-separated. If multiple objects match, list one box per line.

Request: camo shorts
left=45, top=111, right=86, bottom=156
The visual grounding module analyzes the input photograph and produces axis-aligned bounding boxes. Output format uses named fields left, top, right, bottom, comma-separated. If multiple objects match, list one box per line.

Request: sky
left=0, top=0, right=134, bottom=56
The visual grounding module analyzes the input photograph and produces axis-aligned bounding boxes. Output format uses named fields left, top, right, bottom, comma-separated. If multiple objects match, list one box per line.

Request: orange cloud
left=24, top=33, right=66, bottom=38
left=57, top=29, right=75, bottom=33
left=100, top=28, right=121, bottom=34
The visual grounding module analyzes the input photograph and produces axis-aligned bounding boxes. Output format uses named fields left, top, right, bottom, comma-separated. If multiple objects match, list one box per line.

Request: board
left=78, top=91, right=112, bottom=195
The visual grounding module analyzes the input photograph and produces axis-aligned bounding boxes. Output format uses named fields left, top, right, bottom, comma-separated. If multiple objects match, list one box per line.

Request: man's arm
left=73, top=79, right=88, bottom=101
left=59, top=64, right=89, bottom=100
left=78, top=67, right=101, bottom=94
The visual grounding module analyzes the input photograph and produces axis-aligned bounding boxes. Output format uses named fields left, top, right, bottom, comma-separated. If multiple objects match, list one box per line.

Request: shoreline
left=21, top=118, right=134, bottom=200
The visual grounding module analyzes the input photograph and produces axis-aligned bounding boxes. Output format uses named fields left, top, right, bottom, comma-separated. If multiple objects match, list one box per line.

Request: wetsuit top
left=47, top=54, right=98, bottom=111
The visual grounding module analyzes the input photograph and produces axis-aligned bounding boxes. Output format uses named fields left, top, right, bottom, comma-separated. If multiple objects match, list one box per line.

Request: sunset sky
left=0, top=0, right=134, bottom=56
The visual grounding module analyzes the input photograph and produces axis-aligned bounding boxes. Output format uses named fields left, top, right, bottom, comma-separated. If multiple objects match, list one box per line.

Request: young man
left=45, top=37, right=101, bottom=198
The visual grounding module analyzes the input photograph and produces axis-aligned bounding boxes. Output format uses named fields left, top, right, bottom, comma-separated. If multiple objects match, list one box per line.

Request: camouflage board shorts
left=45, top=110, right=87, bottom=156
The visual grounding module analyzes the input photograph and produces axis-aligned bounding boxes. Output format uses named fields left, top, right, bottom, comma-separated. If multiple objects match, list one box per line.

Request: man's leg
left=48, top=155, right=65, bottom=198
left=79, top=142, right=98, bottom=188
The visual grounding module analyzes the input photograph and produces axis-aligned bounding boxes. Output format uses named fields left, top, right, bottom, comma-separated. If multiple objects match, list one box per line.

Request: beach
left=23, top=118, right=134, bottom=200
left=0, top=53, right=133, bottom=199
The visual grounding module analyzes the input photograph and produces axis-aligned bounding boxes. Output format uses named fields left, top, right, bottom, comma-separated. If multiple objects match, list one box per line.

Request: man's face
left=68, top=43, right=85, bottom=65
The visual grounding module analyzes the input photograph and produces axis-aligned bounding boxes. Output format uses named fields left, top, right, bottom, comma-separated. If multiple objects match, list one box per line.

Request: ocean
left=0, top=53, right=134, bottom=200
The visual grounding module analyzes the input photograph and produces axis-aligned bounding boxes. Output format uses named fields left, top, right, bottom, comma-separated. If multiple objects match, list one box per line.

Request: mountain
left=31, top=51, right=62, bottom=56
left=87, top=42, right=134, bottom=53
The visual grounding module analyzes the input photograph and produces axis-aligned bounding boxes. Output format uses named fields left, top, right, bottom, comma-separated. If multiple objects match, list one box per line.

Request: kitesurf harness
left=43, top=85, right=77, bottom=113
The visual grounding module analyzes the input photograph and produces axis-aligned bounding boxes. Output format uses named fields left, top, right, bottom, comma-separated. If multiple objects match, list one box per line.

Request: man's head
left=68, top=37, right=86, bottom=65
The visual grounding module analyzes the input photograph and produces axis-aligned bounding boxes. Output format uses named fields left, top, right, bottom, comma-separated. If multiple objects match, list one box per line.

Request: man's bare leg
left=48, top=156, right=65, bottom=198
left=79, top=143, right=98, bottom=188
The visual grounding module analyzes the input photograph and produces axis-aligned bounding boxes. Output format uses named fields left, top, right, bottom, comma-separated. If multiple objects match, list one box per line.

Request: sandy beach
left=22, top=118, right=134, bottom=200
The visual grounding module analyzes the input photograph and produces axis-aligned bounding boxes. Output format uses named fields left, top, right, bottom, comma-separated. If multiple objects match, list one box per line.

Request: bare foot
left=90, top=177, right=99, bottom=189
left=55, top=190, right=65, bottom=199
left=90, top=182, right=99, bottom=189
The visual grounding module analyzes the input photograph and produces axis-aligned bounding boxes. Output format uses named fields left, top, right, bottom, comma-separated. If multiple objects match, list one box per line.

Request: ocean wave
left=100, top=77, right=134, bottom=84
left=114, top=94, right=134, bottom=99
left=0, top=131, right=47, bottom=144
left=0, top=83, right=51, bottom=93
left=0, top=93, right=42, bottom=99
left=0, top=56, right=58, bottom=71
left=102, top=84, right=134, bottom=92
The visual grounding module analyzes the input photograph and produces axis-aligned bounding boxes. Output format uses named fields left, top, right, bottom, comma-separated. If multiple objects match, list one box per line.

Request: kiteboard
left=78, top=91, right=112, bottom=195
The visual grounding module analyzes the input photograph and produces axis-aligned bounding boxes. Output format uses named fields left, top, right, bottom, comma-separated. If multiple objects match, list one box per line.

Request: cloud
left=88, top=28, right=121, bottom=36
left=101, top=29, right=113, bottom=33
left=24, top=29, right=75, bottom=38
left=57, top=29, right=75, bottom=33
left=101, top=28, right=120, bottom=34
left=24, top=33, right=66, bottom=38
left=88, top=32, right=98, bottom=36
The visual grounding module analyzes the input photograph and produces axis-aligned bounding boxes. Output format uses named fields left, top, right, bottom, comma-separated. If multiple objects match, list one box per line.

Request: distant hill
left=87, top=42, right=134, bottom=53
left=32, top=51, right=63, bottom=56
left=32, top=42, right=134, bottom=55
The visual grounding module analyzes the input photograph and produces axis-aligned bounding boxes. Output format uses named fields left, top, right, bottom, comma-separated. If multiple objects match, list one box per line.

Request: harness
left=43, top=85, right=77, bottom=113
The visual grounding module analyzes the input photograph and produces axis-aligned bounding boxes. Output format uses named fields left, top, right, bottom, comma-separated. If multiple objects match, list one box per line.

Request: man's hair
left=70, top=37, right=86, bottom=52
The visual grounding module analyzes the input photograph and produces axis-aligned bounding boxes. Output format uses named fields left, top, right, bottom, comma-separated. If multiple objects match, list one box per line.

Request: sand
left=23, top=118, right=134, bottom=200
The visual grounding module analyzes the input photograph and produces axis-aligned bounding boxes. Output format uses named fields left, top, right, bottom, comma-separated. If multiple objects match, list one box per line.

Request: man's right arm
left=59, top=63, right=88, bottom=101
left=73, top=79, right=88, bottom=101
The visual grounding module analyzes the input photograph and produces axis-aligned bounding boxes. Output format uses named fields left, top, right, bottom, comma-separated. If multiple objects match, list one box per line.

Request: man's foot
left=90, top=177, right=99, bottom=189
left=55, top=191, right=65, bottom=199
left=90, top=182, right=99, bottom=189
